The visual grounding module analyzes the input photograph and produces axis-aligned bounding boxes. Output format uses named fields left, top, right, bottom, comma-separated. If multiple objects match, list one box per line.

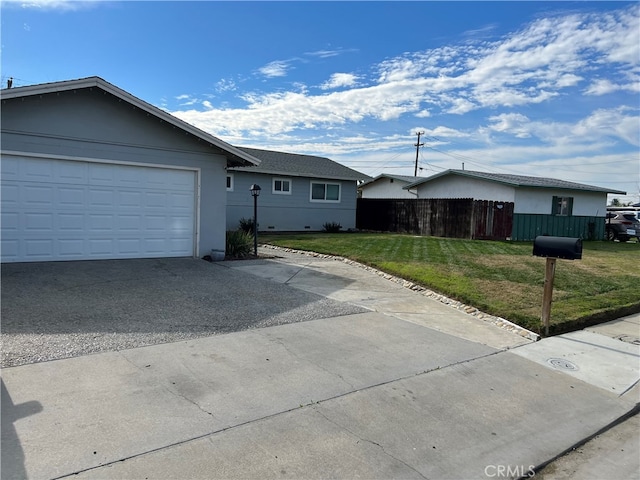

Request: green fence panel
left=512, top=214, right=604, bottom=241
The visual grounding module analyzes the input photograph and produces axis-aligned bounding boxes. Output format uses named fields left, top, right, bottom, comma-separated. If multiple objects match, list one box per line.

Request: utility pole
left=414, top=131, right=424, bottom=176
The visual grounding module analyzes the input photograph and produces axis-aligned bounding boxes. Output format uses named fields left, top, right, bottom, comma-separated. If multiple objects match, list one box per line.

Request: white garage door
left=1, top=155, right=197, bottom=262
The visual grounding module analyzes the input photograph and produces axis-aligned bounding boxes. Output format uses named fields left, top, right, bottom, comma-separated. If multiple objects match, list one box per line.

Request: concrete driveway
left=1, top=249, right=638, bottom=479
left=1, top=257, right=366, bottom=367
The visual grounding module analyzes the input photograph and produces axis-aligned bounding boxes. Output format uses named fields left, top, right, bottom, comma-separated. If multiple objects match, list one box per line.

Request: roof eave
left=402, top=170, right=625, bottom=194
left=361, top=174, right=412, bottom=188
left=228, top=167, right=367, bottom=182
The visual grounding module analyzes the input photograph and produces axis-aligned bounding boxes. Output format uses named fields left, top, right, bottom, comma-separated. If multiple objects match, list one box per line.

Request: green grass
left=260, top=233, right=640, bottom=335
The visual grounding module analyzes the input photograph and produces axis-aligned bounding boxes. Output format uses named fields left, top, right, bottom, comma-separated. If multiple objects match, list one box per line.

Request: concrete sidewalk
left=1, top=249, right=638, bottom=479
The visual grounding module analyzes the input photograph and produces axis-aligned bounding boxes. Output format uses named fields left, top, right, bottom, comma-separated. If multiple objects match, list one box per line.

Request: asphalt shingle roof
left=230, top=147, right=370, bottom=182
left=404, top=169, right=626, bottom=194
left=360, top=174, right=422, bottom=187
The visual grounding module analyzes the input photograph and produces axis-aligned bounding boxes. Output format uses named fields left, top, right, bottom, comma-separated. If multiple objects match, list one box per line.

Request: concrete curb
left=527, top=403, right=640, bottom=479
left=260, top=244, right=541, bottom=342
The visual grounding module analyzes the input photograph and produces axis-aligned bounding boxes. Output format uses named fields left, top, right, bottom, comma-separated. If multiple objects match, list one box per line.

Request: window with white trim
left=272, top=177, right=291, bottom=195
left=226, top=174, right=234, bottom=191
left=310, top=182, right=341, bottom=202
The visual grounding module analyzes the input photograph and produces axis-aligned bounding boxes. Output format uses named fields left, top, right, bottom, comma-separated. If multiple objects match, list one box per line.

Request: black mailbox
left=533, top=236, right=582, bottom=260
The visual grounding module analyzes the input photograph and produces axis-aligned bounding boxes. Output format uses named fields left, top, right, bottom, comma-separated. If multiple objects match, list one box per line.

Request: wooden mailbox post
left=532, top=236, right=583, bottom=336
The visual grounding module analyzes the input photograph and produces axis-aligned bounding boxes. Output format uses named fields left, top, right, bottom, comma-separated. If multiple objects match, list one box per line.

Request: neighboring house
left=1, top=76, right=260, bottom=263
left=403, top=169, right=626, bottom=241
left=358, top=174, right=422, bottom=199
left=227, top=147, right=370, bottom=232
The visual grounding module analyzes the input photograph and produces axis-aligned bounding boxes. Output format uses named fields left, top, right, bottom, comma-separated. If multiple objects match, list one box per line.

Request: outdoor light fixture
left=250, top=184, right=261, bottom=197
left=250, top=184, right=261, bottom=256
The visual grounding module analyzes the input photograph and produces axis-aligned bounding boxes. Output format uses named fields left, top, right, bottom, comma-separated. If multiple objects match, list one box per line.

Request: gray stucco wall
left=227, top=171, right=358, bottom=231
left=1, top=88, right=229, bottom=257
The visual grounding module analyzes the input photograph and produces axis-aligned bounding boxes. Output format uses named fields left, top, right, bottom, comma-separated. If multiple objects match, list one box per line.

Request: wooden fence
left=356, top=198, right=515, bottom=240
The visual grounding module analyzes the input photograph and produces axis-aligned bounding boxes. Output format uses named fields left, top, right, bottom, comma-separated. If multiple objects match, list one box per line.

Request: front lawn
left=260, top=233, right=640, bottom=335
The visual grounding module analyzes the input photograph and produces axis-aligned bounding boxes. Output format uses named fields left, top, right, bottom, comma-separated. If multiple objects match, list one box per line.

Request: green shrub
left=323, top=222, right=342, bottom=233
left=226, top=230, right=255, bottom=258
left=238, top=217, right=255, bottom=234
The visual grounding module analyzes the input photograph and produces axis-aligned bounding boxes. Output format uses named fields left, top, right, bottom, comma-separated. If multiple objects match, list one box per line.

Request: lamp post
left=249, top=184, right=261, bottom=256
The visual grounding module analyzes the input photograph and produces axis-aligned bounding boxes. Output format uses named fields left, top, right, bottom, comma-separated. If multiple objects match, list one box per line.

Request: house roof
left=229, top=147, right=370, bottom=182
left=403, top=169, right=627, bottom=194
left=0, top=76, right=261, bottom=168
left=359, top=173, right=422, bottom=188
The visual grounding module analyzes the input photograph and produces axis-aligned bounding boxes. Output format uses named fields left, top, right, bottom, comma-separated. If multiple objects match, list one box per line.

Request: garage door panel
left=89, top=164, right=117, bottom=185
left=59, top=239, right=85, bottom=256
left=1, top=239, right=19, bottom=260
left=25, top=213, right=54, bottom=232
left=117, top=215, right=142, bottom=231
left=58, top=186, right=86, bottom=207
left=118, top=238, right=142, bottom=255
left=145, top=191, right=168, bottom=208
left=2, top=212, right=19, bottom=231
left=24, top=185, right=54, bottom=205
left=89, top=214, right=114, bottom=231
left=169, top=171, right=199, bottom=190
left=116, top=168, right=145, bottom=187
left=118, top=190, right=143, bottom=208
left=24, top=160, right=54, bottom=181
left=146, top=216, right=166, bottom=231
left=89, top=189, right=115, bottom=207
left=1, top=156, right=196, bottom=262
left=144, top=238, right=167, bottom=254
left=170, top=215, right=194, bottom=233
left=2, top=157, right=19, bottom=178
left=58, top=213, right=85, bottom=231
left=1, top=183, right=19, bottom=205
left=170, top=238, right=193, bottom=254
left=57, top=161, right=88, bottom=184
left=89, top=238, right=115, bottom=256
left=25, top=239, right=54, bottom=258
left=171, top=192, right=195, bottom=209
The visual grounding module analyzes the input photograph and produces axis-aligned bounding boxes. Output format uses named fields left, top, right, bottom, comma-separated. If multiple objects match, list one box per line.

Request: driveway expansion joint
left=117, top=351, right=217, bottom=418
left=312, top=406, right=430, bottom=480
left=256, top=330, right=357, bottom=390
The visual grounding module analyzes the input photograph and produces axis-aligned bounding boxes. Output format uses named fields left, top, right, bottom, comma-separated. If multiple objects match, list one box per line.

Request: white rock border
left=261, top=244, right=540, bottom=342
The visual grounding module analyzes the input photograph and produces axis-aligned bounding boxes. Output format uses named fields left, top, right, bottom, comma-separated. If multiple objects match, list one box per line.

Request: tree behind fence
left=356, top=198, right=514, bottom=240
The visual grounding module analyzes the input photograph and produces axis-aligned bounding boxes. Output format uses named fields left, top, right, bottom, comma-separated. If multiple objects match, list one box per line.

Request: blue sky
left=2, top=1, right=639, bottom=203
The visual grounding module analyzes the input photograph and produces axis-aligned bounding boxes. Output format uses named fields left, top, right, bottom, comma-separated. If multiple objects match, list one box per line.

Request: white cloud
left=320, top=73, right=358, bottom=90
left=571, top=108, right=640, bottom=146
left=306, top=49, right=341, bottom=59
left=8, top=0, right=100, bottom=10
left=171, top=3, right=639, bottom=197
left=585, top=77, right=640, bottom=95
left=585, top=79, right=620, bottom=95
left=555, top=74, right=582, bottom=88
left=488, top=113, right=532, bottom=138
left=215, top=78, right=237, bottom=93
left=258, top=60, right=291, bottom=78
left=461, top=23, right=498, bottom=39
left=174, top=94, right=197, bottom=106
left=305, top=48, right=358, bottom=59
left=484, top=108, right=640, bottom=147
left=445, top=96, right=476, bottom=115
